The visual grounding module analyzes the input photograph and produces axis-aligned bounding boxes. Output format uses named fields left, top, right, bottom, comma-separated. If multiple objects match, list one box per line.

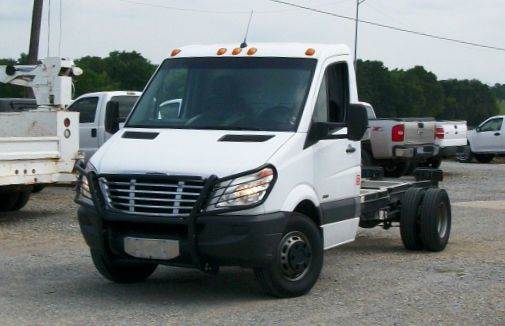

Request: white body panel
left=468, top=115, right=505, bottom=154
left=435, top=121, right=467, bottom=148
left=0, top=110, right=80, bottom=186
left=90, top=43, right=362, bottom=249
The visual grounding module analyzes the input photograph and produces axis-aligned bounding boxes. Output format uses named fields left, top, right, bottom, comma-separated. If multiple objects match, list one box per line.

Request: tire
left=254, top=212, right=323, bottom=298
left=419, top=188, right=451, bottom=252
left=400, top=188, right=425, bottom=250
left=405, top=161, right=417, bottom=175
left=361, top=149, right=374, bottom=167
left=383, top=161, right=409, bottom=178
left=457, top=147, right=473, bottom=163
left=426, top=158, right=442, bottom=169
left=91, top=250, right=158, bottom=283
left=0, top=192, right=21, bottom=212
left=474, top=153, right=494, bottom=164
left=32, top=185, right=47, bottom=193
left=9, top=191, right=31, bottom=211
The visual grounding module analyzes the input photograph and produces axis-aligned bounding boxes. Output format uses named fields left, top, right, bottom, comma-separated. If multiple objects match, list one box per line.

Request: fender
left=281, top=183, right=320, bottom=212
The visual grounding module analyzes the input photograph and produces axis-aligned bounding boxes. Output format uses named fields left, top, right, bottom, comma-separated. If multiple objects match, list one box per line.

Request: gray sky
left=1, top=0, right=504, bottom=84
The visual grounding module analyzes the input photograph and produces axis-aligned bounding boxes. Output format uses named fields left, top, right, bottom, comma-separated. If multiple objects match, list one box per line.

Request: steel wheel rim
left=278, top=231, right=312, bottom=281
left=437, top=201, right=448, bottom=238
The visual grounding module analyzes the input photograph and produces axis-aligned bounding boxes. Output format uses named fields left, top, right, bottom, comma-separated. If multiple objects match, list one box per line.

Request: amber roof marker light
left=217, top=48, right=227, bottom=55
left=232, top=48, right=242, bottom=55
left=247, top=47, right=257, bottom=55
left=305, top=48, right=316, bottom=56
left=171, top=49, right=181, bottom=57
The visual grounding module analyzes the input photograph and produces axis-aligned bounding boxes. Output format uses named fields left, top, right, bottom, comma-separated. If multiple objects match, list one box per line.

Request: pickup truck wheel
left=361, top=149, right=374, bottom=167
left=0, top=192, right=21, bottom=212
left=91, top=250, right=158, bottom=283
left=419, top=189, right=451, bottom=252
left=400, top=188, right=425, bottom=250
left=383, top=161, right=409, bottom=178
left=474, top=154, right=494, bottom=163
left=457, top=147, right=473, bottom=163
left=254, top=212, right=323, bottom=298
left=9, top=191, right=31, bottom=211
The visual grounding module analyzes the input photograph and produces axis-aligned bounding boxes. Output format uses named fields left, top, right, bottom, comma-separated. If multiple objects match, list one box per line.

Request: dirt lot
left=0, top=161, right=504, bottom=325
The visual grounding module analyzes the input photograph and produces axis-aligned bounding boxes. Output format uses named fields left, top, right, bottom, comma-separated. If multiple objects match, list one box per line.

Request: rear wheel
left=254, top=213, right=323, bottom=298
left=0, top=192, right=21, bottom=212
left=91, top=250, right=158, bottom=283
left=10, top=191, right=31, bottom=211
left=457, top=146, right=473, bottom=163
left=400, top=188, right=425, bottom=250
left=474, top=153, right=494, bottom=163
left=383, top=161, right=409, bottom=178
left=419, top=188, right=451, bottom=252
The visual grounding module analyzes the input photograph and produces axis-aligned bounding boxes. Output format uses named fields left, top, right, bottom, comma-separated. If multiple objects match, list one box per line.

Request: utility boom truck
left=75, top=43, right=452, bottom=297
left=0, top=57, right=81, bottom=212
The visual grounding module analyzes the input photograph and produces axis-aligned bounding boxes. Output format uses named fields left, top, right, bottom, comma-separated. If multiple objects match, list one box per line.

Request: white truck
left=361, top=104, right=439, bottom=177
left=422, top=120, right=467, bottom=168
left=0, top=58, right=81, bottom=212
left=458, top=115, right=505, bottom=163
left=75, top=43, right=452, bottom=297
left=68, top=91, right=141, bottom=159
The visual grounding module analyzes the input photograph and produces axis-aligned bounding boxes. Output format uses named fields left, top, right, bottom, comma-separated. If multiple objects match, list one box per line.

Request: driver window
left=311, top=62, right=349, bottom=123
left=480, top=118, right=503, bottom=132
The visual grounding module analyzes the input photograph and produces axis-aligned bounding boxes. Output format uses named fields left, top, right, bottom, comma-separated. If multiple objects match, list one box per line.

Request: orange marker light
left=217, top=48, right=227, bottom=55
left=247, top=47, right=257, bottom=55
left=305, top=48, right=316, bottom=56
left=232, top=48, right=242, bottom=55
left=171, top=49, right=181, bottom=57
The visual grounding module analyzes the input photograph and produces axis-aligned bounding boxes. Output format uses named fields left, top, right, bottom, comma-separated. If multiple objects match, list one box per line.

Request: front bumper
left=394, top=144, right=439, bottom=159
left=78, top=205, right=288, bottom=268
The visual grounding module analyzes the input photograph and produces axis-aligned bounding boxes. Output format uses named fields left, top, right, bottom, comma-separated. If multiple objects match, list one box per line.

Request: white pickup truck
left=68, top=91, right=141, bottom=159
left=458, top=115, right=505, bottom=163
left=0, top=58, right=81, bottom=212
left=75, top=43, right=452, bottom=297
left=422, top=121, right=467, bottom=168
left=361, top=104, right=438, bottom=177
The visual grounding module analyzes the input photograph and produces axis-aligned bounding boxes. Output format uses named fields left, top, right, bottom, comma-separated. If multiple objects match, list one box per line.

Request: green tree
left=103, top=51, right=156, bottom=92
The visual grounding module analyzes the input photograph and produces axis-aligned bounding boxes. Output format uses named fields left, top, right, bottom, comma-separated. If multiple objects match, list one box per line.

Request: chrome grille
left=99, top=176, right=204, bottom=217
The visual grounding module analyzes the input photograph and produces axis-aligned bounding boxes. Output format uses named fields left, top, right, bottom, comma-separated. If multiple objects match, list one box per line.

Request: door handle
left=346, top=145, right=356, bottom=153
left=495, top=132, right=501, bottom=136
left=91, top=128, right=97, bottom=138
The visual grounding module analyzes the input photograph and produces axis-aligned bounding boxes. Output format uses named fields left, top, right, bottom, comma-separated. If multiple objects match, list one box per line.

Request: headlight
left=206, top=166, right=276, bottom=211
left=79, top=162, right=96, bottom=199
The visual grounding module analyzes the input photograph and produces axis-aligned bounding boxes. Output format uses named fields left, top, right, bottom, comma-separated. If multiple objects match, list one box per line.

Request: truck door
left=68, top=96, right=100, bottom=159
left=311, top=62, right=360, bottom=249
left=473, top=117, right=503, bottom=152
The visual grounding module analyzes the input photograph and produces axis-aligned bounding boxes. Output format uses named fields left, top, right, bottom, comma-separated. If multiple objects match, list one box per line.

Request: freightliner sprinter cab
left=76, top=43, right=380, bottom=297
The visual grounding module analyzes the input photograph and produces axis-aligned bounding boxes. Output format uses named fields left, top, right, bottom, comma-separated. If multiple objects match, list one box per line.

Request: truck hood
left=90, top=128, right=294, bottom=178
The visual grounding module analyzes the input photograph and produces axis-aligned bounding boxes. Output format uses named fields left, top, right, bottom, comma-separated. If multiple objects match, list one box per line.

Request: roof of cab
left=170, top=43, right=351, bottom=60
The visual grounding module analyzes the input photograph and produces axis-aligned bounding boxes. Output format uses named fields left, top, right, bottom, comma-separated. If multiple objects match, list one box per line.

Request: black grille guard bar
left=74, top=160, right=220, bottom=270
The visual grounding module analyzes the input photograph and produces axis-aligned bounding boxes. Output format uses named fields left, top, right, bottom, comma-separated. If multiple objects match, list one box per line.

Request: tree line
left=1, top=51, right=504, bottom=127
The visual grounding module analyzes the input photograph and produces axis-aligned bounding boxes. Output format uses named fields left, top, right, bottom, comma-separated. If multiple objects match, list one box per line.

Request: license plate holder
left=123, top=237, right=179, bottom=260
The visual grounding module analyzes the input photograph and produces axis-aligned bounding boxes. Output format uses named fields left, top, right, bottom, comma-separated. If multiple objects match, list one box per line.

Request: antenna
left=240, top=10, right=254, bottom=48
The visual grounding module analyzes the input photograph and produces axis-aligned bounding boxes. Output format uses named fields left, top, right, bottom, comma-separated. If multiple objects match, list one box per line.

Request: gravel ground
left=0, top=161, right=504, bottom=325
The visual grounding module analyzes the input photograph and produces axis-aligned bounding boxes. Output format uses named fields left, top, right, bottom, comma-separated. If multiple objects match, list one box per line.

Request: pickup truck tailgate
left=404, top=121, right=435, bottom=145
left=436, top=121, right=467, bottom=147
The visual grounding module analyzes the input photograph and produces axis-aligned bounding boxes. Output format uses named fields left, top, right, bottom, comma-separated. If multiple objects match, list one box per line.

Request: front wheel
left=474, top=153, right=494, bottom=163
left=91, top=250, right=158, bottom=283
left=419, top=188, right=451, bottom=252
left=254, top=213, right=323, bottom=298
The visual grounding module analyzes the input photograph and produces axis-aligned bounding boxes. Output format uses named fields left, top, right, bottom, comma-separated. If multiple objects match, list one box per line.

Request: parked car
left=418, top=120, right=468, bottom=168
left=68, top=91, right=141, bottom=159
left=458, top=115, right=505, bottom=163
left=361, top=104, right=438, bottom=177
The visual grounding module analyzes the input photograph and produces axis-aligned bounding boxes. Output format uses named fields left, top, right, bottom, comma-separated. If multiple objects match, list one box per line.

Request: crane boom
left=0, top=57, right=82, bottom=109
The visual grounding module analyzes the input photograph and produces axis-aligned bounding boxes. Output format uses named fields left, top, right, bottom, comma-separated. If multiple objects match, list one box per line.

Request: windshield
left=126, top=57, right=316, bottom=131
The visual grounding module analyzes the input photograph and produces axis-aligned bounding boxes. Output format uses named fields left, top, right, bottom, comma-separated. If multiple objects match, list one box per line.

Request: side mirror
left=475, top=126, right=481, bottom=132
left=346, top=104, right=369, bottom=141
left=105, top=101, right=120, bottom=134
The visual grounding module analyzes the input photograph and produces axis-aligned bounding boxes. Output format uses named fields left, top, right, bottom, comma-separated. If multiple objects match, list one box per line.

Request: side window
left=480, top=118, right=503, bottom=132
left=68, top=97, right=99, bottom=123
left=311, top=63, right=349, bottom=123
left=110, top=96, right=139, bottom=123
